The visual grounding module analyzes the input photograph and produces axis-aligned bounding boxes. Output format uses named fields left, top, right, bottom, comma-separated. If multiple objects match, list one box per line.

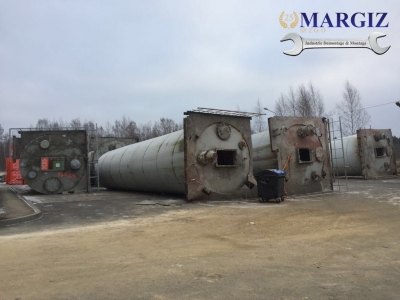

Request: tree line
left=31, top=116, right=183, bottom=141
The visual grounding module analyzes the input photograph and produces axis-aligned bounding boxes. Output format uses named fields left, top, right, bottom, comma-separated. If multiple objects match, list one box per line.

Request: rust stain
left=57, top=172, right=76, bottom=179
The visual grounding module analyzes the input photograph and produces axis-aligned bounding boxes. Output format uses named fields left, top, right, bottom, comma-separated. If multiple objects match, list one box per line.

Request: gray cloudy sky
left=1, top=0, right=399, bottom=135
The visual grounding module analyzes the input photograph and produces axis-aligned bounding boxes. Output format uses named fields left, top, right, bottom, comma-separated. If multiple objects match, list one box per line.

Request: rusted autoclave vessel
left=252, top=116, right=333, bottom=195
left=332, top=129, right=397, bottom=178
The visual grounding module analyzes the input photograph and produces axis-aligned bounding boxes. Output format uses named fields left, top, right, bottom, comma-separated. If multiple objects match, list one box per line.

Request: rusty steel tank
left=98, top=110, right=256, bottom=200
left=13, top=130, right=88, bottom=194
left=252, top=116, right=332, bottom=195
left=332, top=129, right=397, bottom=178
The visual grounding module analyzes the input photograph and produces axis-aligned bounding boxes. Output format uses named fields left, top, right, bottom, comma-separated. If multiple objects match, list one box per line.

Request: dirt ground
left=1, top=178, right=400, bottom=300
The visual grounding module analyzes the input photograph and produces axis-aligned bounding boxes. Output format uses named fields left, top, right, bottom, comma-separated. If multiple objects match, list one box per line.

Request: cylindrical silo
left=331, top=135, right=361, bottom=176
left=98, top=112, right=255, bottom=200
left=98, top=130, right=185, bottom=194
left=252, top=131, right=278, bottom=173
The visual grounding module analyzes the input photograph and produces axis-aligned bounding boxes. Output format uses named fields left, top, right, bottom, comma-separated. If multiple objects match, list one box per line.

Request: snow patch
left=24, top=196, right=43, bottom=204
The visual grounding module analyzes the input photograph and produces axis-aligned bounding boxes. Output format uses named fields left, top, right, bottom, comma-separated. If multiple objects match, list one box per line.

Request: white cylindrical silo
left=331, top=135, right=361, bottom=176
left=98, top=130, right=185, bottom=194
left=252, top=131, right=278, bottom=173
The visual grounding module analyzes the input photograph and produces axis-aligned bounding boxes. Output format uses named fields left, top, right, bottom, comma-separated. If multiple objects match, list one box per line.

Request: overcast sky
left=1, top=0, right=399, bottom=135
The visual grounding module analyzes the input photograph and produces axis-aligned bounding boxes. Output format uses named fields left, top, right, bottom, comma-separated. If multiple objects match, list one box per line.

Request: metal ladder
left=327, top=118, right=348, bottom=192
left=86, top=124, right=100, bottom=192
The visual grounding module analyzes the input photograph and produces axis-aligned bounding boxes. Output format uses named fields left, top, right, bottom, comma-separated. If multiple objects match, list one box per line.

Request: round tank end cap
left=70, top=159, right=81, bottom=170
left=217, top=123, right=231, bottom=140
left=197, top=150, right=217, bottom=165
left=238, top=141, right=247, bottom=150
left=28, top=171, right=37, bottom=179
left=44, top=178, right=61, bottom=193
left=40, top=140, right=50, bottom=149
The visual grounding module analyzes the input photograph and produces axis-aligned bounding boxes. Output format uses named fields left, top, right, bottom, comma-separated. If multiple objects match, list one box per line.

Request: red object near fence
left=5, top=158, right=25, bottom=185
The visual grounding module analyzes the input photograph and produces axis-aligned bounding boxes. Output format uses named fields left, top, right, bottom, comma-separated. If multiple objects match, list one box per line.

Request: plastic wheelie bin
left=255, top=169, right=285, bottom=203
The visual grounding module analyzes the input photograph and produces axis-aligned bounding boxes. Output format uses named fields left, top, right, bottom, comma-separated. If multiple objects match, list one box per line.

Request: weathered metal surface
left=98, top=112, right=254, bottom=200
left=184, top=112, right=253, bottom=200
left=333, top=129, right=397, bottom=178
left=17, top=130, right=88, bottom=194
left=269, top=117, right=332, bottom=194
left=253, top=117, right=332, bottom=195
left=358, top=129, right=397, bottom=178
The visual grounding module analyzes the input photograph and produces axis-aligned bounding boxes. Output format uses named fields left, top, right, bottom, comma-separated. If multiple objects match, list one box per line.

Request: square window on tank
left=216, top=149, right=237, bottom=167
left=375, top=148, right=385, bottom=157
left=298, top=148, right=312, bottom=163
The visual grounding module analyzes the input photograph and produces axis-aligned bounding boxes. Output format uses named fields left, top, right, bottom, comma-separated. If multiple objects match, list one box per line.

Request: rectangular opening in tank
left=216, top=149, right=237, bottom=167
left=41, top=157, right=65, bottom=171
left=298, top=148, right=312, bottom=163
left=375, top=148, right=385, bottom=157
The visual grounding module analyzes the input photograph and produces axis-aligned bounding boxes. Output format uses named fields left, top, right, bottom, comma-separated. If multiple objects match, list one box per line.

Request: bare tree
left=70, top=118, right=82, bottom=129
left=103, top=121, right=113, bottom=137
left=151, top=121, right=162, bottom=138
left=275, top=82, right=326, bottom=118
left=251, top=99, right=267, bottom=133
left=275, top=86, right=298, bottom=117
left=137, top=121, right=153, bottom=141
left=276, top=93, right=288, bottom=116
left=159, top=118, right=182, bottom=135
left=111, top=116, right=138, bottom=139
left=83, top=120, right=96, bottom=138
left=135, top=118, right=183, bottom=142
left=96, top=126, right=106, bottom=137
left=308, top=83, right=325, bottom=117
left=33, top=118, right=67, bottom=130
left=35, top=118, right=51, bottom=129
left=336, top=80, right=370, bottom=136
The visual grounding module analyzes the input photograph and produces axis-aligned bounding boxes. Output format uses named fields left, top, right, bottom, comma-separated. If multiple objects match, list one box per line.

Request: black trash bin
left=255, top=169, right=285, bottom=203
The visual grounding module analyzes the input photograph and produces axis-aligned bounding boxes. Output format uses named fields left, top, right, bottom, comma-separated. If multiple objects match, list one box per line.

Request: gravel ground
left=1, top=178, right=400, bottom=300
